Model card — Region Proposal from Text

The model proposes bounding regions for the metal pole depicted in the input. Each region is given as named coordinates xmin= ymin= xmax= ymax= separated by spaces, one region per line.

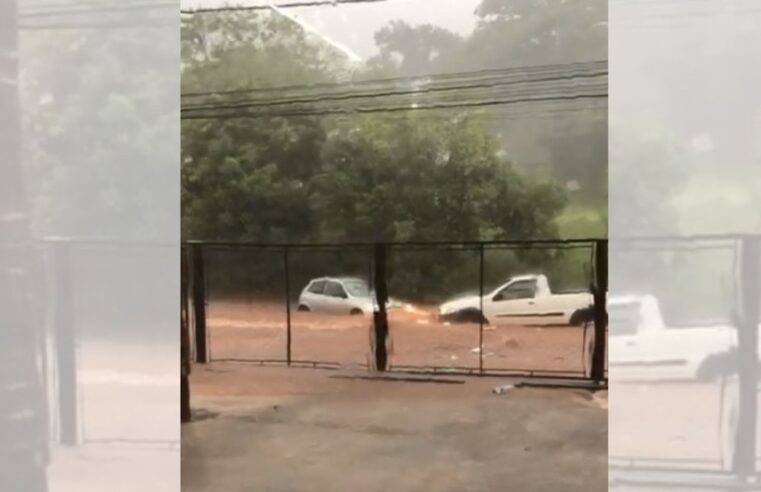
xmin=373 ymin=244 xmax=389 ymax=372
xmin=191 ymin=244 xmax=208 ymax=364
xmin=53 ymin=243 xmax=78 ymax=445
xmin=733 ymin=235 xmax=759 ymax=476
xmin=479 ymin=244 xmax=485 ymax=375
xmin=590 ymin=239 xmax=608 ymax=382
xmin=181 ymin=248 xmax=191 ymax=423
xmin=283 ymin=248 xmax=292 ymax=366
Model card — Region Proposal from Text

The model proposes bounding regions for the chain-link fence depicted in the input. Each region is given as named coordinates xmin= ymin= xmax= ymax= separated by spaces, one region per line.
xmin=608 ymin=234 xmax=760 ymax=480
xmin=185 ymin=239 xmax=608 ymax=379
xmin=41 ymin=239 xmax=177 ymax=447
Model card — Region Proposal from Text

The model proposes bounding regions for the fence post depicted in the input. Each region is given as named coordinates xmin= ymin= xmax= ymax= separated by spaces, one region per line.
xmin=283 ymin=248 xmax=292 ymax=366
xmin=590 ymin=239 xmax=608 ymax=382
xmin=478 ymin=244 xmax=485 ymax=375
xmin=373 ymin=244 xmax=389 ymax=372
xmin=733 ymin=235 xmax=759 ymax=476
xmin=191 ymin=244 xmax=208 ymax=364
xmin=53 ymin=242 xmax=78 ymax=445
xmin=181 ymin=247 xmax=191 ymax=423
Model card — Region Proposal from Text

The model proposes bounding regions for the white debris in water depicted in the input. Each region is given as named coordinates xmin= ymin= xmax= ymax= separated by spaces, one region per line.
xmin=493 ymin=384 xmax=514 ymax=395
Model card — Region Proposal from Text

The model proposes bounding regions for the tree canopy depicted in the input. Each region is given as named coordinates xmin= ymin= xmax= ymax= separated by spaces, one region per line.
xmin=181 ymin=8 xmax=571 ymax=245
xmin=179 ymin=6 xmax=597 ymax=298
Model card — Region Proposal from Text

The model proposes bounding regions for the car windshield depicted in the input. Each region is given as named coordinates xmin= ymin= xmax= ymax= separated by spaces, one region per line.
xmin=343 ymin=279 xmax=369 ymax=298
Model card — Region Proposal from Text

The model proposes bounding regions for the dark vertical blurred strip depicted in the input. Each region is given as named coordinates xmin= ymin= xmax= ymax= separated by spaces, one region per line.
xmin=478 ymin=244 xmax=484 ymax=375
xmin=0 ymin=0 xmax=49 ymax=489
xmin=733 ymin=236 xmax=759 ymax=476
xmin=591 ymin=239 xmax=608 ymax=382
xmin=181 ymin=247 xmax=191 ymax=423
xmin=373 ymin=243 xmax=389 ymax=371
xmin=284 ymin=247 xmax=292 ymax=366
xmin=192 ymin=244 xmax=208 ymax=363
xmin=52 ymin=242 xmax=77 ymax=445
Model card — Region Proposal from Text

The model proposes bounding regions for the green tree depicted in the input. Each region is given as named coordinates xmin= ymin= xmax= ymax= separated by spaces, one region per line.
xmin=180 ymin=10 xmax=578 ymax=298
xmin=368 ymin=0 xmax=608 ymax=208
xmin=21 ymin=23 xmax=177 ymax=239
xmin=370 ymin=20 xmax=465 ymax=76
xmin=181 ymin=11 xmax=341 ymax=243
xmin=297 ymin=113 xmax=565 ymax=243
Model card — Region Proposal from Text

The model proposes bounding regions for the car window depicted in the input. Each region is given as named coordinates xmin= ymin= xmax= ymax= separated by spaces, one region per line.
xmin=343 ymin=279 xmax=369 ymax=298
xmin=608 ymin=303 xmax=639 ymax=336
xmin=324 ymin=281 xmax=347 ymax=298
xmin=307 ymin=280 xmax=326 ymax=294
xmin=494 ymin=280 xmax=536 ymax=301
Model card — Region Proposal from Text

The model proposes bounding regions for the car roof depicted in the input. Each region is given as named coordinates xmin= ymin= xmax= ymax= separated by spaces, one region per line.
xmin=509 ymin=274 xmax=542 ymax=282
xmin=309 ymin=276 xmax=365 ymax=284
xmin=608 ymin=294 xmax=657 ymax=307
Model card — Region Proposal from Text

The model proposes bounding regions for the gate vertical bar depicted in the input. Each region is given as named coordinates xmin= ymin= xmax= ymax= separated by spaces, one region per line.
xmin=191 ymin=244 xmax=208 ymax=364
xmin=53 ymin=242 xmax=78 ymax=445
xmin=590 ymin=239 xmax=608 ymax=382
xmin=373 ymin=244 xmax=389 ymax=372
xmin=733 ymin=235 xmax=759 ymax=476
xmin=478 ymin=244 xmax=485 ymax=375
xmin=181 ymin=247 xmax=191 ymax=423
xmin=283 ymin=247 xmax=292 ymax=366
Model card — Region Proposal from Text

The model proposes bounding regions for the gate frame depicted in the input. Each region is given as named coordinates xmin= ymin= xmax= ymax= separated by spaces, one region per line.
xmin=184 ymin=237 xmax=607 ymax=381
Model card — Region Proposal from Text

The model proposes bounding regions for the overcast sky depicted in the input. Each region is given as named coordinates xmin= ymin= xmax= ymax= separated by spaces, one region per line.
xmin=180 ymin=0 xmax=482 ymax=59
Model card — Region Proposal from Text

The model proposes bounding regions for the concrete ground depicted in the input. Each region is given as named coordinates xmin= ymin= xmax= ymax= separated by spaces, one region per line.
xmin=48 ymin=445 xmax=179 ymax=492
xmin=43 ymin=339 xmax=179 ymax=491
xmin=182 ymin=364 xmax=607 ymax=492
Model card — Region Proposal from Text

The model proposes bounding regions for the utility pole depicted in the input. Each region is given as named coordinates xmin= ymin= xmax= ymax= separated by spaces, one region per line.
xmin=0 ymin=0 xmax=49 ymax=489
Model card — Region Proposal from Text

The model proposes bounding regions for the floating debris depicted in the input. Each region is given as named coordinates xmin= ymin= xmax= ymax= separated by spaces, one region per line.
xmin=493 ymin=384 xmax=514 ymax=395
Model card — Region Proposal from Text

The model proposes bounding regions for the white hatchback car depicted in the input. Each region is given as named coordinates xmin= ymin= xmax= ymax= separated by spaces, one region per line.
xmin=297 ymin=277 xmax=375 ymax=315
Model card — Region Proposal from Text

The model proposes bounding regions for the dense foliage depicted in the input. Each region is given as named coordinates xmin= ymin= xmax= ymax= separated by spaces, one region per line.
xmin=180 ymin=8 xmax=597 ymax=300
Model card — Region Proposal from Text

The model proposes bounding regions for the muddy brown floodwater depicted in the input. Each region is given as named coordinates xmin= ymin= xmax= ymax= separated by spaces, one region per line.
xmin=204 ymin=300 xmax=593 ymax=376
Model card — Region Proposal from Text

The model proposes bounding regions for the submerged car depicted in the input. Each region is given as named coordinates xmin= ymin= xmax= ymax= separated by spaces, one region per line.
xmin=608 ymin=294 xmax=745 ymax=382
xmin=439 ymin=274 xmax=594 ymax=326
xmin=297 ymin=277 xmax=402 ymax=315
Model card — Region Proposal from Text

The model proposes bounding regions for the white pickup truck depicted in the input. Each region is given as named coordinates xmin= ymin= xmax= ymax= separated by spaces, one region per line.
xmin=438 ymin=274 xmax=593 ymax=326
xmin=608 ymin=294 xmax=741 ymax=381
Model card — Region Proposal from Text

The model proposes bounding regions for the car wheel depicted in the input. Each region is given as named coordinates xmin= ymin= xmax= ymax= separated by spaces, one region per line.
xmin=350 ymin=308 xmax=363 ymax=315
xmin=297 ymin=304 xmax=310 ymax=312
xmin=454 ymin=308 xmax=487 ymax=324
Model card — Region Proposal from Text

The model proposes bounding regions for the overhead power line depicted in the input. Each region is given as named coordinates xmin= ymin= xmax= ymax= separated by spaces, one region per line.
xmin=181 ymin=60 xmax=607 ymax=120
xmin=181 ymin=0 xmax=394 ymax=15
xmin=182 ymin=70 xmax=608 ymax=113
xmin=19 ymin=2 xmax=174 ymax=17
xmin=181 ymin=92 xmax=608 ymax=120
xmin=18 ymin=20 xmax=174 ymax=30
xmin=181 ymin=60 xmax=608 ymax=99
xmin=326 ymin=103 xmax=608 ymax=124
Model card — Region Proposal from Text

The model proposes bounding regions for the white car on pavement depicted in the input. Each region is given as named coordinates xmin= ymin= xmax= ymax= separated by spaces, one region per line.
xmin=438 ymin=274 xmax=594 ymax=326
xmin=297 ymin=277 xmax=401 ymax=316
